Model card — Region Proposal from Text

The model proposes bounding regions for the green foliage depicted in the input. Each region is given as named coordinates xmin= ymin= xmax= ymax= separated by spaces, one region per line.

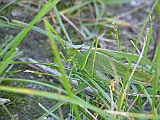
xmin=0 ymin=0 xmax=159 ymax=119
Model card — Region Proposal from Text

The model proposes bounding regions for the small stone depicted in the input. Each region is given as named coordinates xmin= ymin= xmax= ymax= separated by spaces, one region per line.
xmin=38 ymin=74 xmax=43 ymax=78
xmin=0 ymin=98 xmax=10 ymax=104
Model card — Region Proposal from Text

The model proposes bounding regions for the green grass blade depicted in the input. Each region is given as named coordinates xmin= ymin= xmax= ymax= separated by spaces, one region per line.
xmin=82 ymin=71 xmax=117 ymax=109
xmin=139 ymin=84 xmax=152 ymax=106
xmin=0 ymin=0 xmax=59 ymax=60
xmin=1 ymin=70 xmax=21 ymax=75
xmin=97 ymin=0 xmax=105 ymax=18
xmin=0 ymin=51 xmax=18 ymax=75
xmin=0 ymin=0 xmax=17 ymax=11
xmin=53 ymin=6 xmax=72 ymax=44
xmin=0 ymin=19 xmax=22 ymax=29
xmin=74 ymin=74 xmax=112 ymax=109
xmin=1 ymin=78 xmax=67 ymax=94
xmin=43 ymin=20 xmax=65 ymax=47
xmin=44 ymin=19 xmax=71 ymax=94
xmin=152 ymin=40 xmax=160 ymax=115
xmin=0 ymin=86 xmax=113 ymax=119
xmin=80 ymin=38 xmax=97 ymax=70
xmin=61 ymin=0 xmax=92 ymax=15
xmin=0 ymin=101 xmax=15 ymax=120
xmin=38 ymin=103 xmax=62 ymax=120
xmin=44 ymin=19 xmax=80 ymax=120
xmin=38 ymin=83 xmax=89 ymax=119
xmin=144 ymin=24 xmax=153 ymax=58
xmin=92 ymin=37 xmax=98 ymax=75
xmin=11 ymin=20 xmax=68 ymax=44
xmin=132 ymin=0 xmax=158 ymax=54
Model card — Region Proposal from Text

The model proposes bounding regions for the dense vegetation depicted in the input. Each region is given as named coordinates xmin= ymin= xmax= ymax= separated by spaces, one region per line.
xmin=0 ymin=0 xmax=159 ymax=119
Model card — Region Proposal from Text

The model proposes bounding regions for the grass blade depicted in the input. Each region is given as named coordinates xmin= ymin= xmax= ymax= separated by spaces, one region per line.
xmin=44 ymin=19 xmax=80 ymax=119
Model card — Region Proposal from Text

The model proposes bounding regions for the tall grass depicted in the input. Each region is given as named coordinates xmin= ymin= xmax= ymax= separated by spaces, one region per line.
xmin=0 ymin=0 xmax=159 ymax=119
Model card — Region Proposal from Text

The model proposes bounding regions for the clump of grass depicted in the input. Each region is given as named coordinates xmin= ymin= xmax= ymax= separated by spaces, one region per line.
xmin=0 ymin=0 xmax=159 ymax=120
